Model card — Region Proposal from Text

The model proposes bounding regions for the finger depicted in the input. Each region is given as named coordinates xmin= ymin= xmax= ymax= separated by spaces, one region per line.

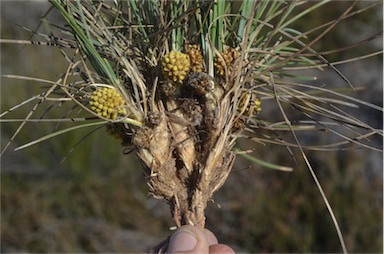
xmin=204 ymin=228 xmax=218 ymax=245
xmin=209 ymin=244 xmax=236 ymax=254
xmin=167 ymin=225 xmax=209 ymax=253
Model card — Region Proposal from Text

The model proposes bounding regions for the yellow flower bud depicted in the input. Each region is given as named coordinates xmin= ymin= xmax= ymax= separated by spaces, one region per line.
xmin=89 ymin=87 xmax=127 ymax=120
xmin=162 ymin=51 xmax=191 ymax=83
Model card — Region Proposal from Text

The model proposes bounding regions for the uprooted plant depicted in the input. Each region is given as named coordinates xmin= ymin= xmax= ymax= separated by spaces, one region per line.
xmin=1 ymin=1 xmax=382 ymax=252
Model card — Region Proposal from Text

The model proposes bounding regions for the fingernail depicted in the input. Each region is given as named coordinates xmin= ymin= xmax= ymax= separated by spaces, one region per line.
xmin=167 ymin=229 xmax=197 ymax=253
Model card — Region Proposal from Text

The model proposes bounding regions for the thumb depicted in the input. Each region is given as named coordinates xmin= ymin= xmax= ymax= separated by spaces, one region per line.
xmin=167 ymin=225 xmax=209 ymax=253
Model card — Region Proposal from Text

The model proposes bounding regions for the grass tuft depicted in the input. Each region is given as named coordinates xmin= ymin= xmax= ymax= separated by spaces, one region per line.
xmin=1 ymin=0 xmax=382 ymax=252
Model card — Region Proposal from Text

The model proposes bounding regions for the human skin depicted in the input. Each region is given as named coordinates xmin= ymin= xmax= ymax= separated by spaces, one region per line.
xmin=148 ymin=225 xmax=235 ymax=254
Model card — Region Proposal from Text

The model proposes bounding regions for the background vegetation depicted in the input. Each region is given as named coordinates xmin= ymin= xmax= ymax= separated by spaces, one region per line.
xmin=1 ymin=1 xmax=382 ymax=253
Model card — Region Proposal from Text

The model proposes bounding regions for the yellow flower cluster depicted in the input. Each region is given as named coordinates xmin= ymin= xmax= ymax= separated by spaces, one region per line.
xmin=214 ymin=47 xmax=240 ymax=77
xmin=89 ymin=87 xmax=126 ymax=120
xmin=251 ymin=98 xmax=262 ymax=114
xmin=239 ymin=94 xmax=262 ymax=116
xmin=185 ymin=44 xmax=204 ymax=73
xmin=162 ymin=51 xmax=191 ymax=83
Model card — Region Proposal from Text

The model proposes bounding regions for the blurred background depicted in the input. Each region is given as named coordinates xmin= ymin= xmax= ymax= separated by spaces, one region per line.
xmin=1 ymin=1 xmax=382 ymax=253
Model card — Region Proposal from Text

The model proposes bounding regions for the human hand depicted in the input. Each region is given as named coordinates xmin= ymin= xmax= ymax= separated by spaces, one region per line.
xmin=148 ymin=225 xmax=235 ymax=254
